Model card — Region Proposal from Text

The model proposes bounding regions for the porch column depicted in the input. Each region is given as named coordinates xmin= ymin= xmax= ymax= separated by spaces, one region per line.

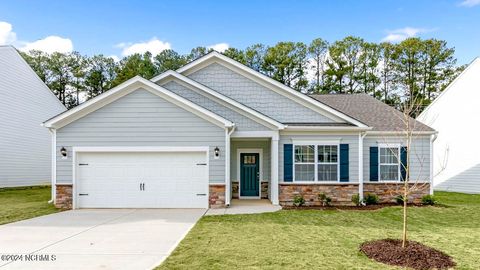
xmin=225 ymin=129 xmax=231 ymax=206
xmin=358 ymin=132 xmax=365 ymax=201
xmin=271 ymin=137 xmax=279 ymax=205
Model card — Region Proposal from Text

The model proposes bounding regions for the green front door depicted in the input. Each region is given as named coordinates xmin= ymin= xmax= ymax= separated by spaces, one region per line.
xmin=240 ymin=153 xmax=260 ymax=197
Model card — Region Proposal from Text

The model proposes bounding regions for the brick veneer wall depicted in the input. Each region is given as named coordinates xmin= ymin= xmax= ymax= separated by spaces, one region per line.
xmin=232 ymin=181 xmax=269 ymax=199
xmin=209 ymin=184 xmax=226 ymax=208
xmin=363 ymin=182 xmax=430 ymax=204
xmin=55 ymin=184 xmax=73 ymax=209
xmin=279 ymin=183 xmax=359 ymax=206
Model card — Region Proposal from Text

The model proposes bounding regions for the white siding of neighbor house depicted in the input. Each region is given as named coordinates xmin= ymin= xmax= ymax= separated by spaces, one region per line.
xmin=56 ymin=89 xmax=226 ymax=184
xmin=0 ymin=46 xmax=66 ymax=187
xmin=187 ymin=62 xmax=341 ymax=123
xmin=278 ymin=134 xmax=359 ymax=182
xmin=363 ymin=136 xmax=431 ymax=183
xmin=417 ymin=58 xmax=480 ymax=193
xmin=162 ymin=80 xmax=271 ymax=131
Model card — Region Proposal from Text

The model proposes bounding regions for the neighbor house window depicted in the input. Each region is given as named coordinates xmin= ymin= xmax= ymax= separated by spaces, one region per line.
xmin=294 ymin=144 xmax=339 ymax=182
xmin=379 ymin=147 xmax=400 ymax=181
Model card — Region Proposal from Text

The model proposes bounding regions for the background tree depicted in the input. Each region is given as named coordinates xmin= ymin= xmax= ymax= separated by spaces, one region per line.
xmin=188 ymin=46 xmax=211 ymax=61
xmin=357 ymin=42 xmax=381 ymax=96
xmin=20 ymin=50 xmax=49 ymax=82
xmin=153 ymin=49 xmax=188 ymax=73
xmin=308 ymin=38 xmax=328 ymax=93
xmin=378 ymin=42 xmax=399 ymax=104
xmin=223 ymin=48 xmax=246 ymax=64
xmin=84 ymin=55 xmax=117 ymax=99
xmin=244 ymin=44 xmax=266 ymax=72
xmin=112 ymin=52 xmax=157 ymax=87
xmin=262 ymin=41 xmax=309 ymax=91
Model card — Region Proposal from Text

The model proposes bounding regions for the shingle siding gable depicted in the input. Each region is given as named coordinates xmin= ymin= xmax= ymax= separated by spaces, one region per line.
xmin=187 ymin=62 xmax=340 ymax=124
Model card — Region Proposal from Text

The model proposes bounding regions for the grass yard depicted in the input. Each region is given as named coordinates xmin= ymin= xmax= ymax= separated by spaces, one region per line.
xmin=0 ymin=186 xmax=59 ymax=225
xmin=158 ymin=192 xmax=480 ymax=269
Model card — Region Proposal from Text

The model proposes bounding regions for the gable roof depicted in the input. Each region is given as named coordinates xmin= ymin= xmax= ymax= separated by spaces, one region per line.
xmin=154 ymin=70 xmax=285 ymax=130
xmin=152 ymin=51 xmax=368 ymax=128
xmin=43 ymin=76 xmax=234 ymax=129
xmin=417 ymin=57 xmax=480 ymax=120
xmin=310 ymin=94 xmax=435 ymax=132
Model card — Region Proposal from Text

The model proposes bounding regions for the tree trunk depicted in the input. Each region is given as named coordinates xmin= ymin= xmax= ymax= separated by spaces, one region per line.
xmin=402 ymin=186 xmax=408 ymax=248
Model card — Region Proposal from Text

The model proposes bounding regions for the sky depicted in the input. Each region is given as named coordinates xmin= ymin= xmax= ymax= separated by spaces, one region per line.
xmin=1 ymin=0 xmax=479 ymax=64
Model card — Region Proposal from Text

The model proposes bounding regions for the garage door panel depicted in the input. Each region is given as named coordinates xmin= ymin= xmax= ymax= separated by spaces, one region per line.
xmin=76 ymin=151 xmax=208 ymax=208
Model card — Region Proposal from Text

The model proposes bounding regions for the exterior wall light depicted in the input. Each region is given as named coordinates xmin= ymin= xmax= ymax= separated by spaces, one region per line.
xmin=214 ymin=146 xmax=220 ymax=159
xmin=60 ymin=147 xmax=67 ymax=159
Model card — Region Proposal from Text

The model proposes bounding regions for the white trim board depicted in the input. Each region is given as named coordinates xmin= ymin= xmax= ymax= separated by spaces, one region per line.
xmin=71 ymin=146 xmax=210 ymax=209
xmin=43 ymin=76 xmax=234 ymax=129
xmin=170 ymin=51 xmax=369 ymax=128
xmin=237 ymin=148 xmax=263 ymax=199
xmin=154 ymin=70 xmax=285 ymax=130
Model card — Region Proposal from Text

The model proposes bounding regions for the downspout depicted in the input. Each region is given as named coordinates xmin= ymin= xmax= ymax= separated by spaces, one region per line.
xmin=48 ymin=128 xmax=56 ymax=204
xmin=430 ymin=133 xmax=438 ymax=195
xmin=225 ymin=125 xmax=236 ymax=207
xmin=358 ymin=131 xmax=367 ymax=202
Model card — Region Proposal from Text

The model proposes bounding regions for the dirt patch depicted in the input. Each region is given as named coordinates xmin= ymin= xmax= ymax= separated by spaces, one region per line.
xmin=360 ymin=239 xmax=455 ymax=270
xmin=282 ymin=203 xmax=427 ymax=211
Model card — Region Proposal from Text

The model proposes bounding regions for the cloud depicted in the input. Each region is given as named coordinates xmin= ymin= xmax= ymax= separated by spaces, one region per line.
xmin=20 ymin=36 xmax=73 ymax=54
xmin=0 ymin=21 xmax=17 ymax=45
xmin=207 ymin=43 xmax=229 ymax=52
xmin=1 ymin=21 xmax=73 ymax=54
xmin=459 ymin=0 xmax=480 ymax=7
xmin=381 ymin=27 xmax=428 ymax=42
xmin=116 ymin=37 xmax=171 ymax=56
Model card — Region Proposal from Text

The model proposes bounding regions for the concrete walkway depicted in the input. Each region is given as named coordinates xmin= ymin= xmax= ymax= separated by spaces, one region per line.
xmin=206 ymin=199 xmax=282 ymax=215
xmin=0 ymin=209 xmax=205 ymax=270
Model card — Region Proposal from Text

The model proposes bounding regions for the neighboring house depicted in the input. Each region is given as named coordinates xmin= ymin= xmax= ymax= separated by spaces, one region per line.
xmin=417 ymin=57 xmax=480 ymax=194
xmin=0 ymin=46 xmax=66 ymax=187
xmin=43 ymin=51 xmax=435 ymax=209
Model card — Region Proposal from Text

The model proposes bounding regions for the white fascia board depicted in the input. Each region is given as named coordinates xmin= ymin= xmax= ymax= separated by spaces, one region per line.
xmin=366 ymin=130 xmax=437 ymax=136
xmin=174 ymin=51 xmax=369 ymax=128
xmin=153 ymin=70 xmax=285 ymax=130
xmin=43 ymin=76 xmax=234 ymax=129
xmin=284 ymin=126 xmax=372 ymax=131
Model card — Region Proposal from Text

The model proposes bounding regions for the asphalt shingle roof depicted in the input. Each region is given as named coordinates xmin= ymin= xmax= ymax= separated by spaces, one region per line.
xmin=308 ymin=94 xmax=434 ymax=132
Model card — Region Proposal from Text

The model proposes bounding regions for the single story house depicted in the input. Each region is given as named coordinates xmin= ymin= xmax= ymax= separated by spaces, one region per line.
xmin=0 ymin=45 xmax=66 ymax=188
xmin=417 ymin=57 xmax=480 ymax=194
xmin=43 ymin=51 xmax=435 ymax=209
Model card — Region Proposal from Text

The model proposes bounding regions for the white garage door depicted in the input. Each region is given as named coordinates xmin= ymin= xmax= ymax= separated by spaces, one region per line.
xmin=76 ymin=151 xmax=209 ymax=208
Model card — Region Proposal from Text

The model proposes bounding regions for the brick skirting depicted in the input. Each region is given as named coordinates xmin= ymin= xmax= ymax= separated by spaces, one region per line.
xmin=279 ymin=183 xmax=359 ymax=206
xmin=55 ymin=184 xmax=73 ymax=209
xmin=232 ymin=181 xmax=269 ymax=199
xmin=209 ymin=184 xmax=226 ymax=208
xmin=363 ymin=182 xmax=430 ymax=204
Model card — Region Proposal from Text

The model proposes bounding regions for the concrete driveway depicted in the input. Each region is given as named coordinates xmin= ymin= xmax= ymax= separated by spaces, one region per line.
xmin=0 ymin=209 xmax=205 ymax=270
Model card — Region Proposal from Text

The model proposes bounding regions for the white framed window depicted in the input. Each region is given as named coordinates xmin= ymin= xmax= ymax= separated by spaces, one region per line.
xmin=294 ymin=143 xmax=339 ymax=182
xmin=378 ymin=146 xmax=401 ymax=181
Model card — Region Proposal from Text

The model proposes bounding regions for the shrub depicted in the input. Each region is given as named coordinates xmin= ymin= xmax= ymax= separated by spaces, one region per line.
xmin=318 ymin=193 xmax=332 ymax=206
xmin=364 ymin=193 xmax=379 ymax=205
xmin=421 ymin=195 xmax=437 ymax=205
xmin=395 ymin=195 xmax=408 ymax=205
xmin=293 ymin=195 xmax=305 ymax=207
xmin=351 ymin=194 xmax=362 ymax=206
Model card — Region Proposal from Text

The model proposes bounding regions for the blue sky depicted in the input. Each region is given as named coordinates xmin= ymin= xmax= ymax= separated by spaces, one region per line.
xmin=1 ymin=0 xmax=479 ymax=64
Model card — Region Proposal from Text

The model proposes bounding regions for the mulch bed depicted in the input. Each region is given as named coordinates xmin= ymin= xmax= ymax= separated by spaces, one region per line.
xmin=282 ymin=203 xmax=427 ymax=211
xmin=360 ymin=239 xmax=456 ymax=270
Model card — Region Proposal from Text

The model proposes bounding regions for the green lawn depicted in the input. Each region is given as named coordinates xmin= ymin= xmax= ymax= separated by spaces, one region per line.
xmin=0 ymin=186 xmax=60 ymax=225
xmin=158 ymin=192 xmax=480 ymax=269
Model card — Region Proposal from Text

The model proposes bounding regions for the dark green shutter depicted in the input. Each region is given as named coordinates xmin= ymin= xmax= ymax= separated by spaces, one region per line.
xmin=400 ymin=146 xmax=408 ymax=181
xmin=370 ymin=147 xmax=379 ymax=181
xmin=339 ymin=144 xmax=349 ymax=182
xmin=284 ymin=144 xmax=293 ymax=182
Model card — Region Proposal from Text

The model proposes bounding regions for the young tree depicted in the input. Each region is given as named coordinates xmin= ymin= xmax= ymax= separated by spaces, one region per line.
xmin=153 ymin=49 xmax=188 ymax=73
xmin=84 ymin=55 xmax=117 ymax=99
xmin=308 ymin=38 xmax=328 ymax=93
xmin=262 ymin=41 xmax=309 ymax=91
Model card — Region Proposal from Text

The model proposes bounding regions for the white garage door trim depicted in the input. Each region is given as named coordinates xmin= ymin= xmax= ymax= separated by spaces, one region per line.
xmin=72 ymin=146 xmax=210 ymax=209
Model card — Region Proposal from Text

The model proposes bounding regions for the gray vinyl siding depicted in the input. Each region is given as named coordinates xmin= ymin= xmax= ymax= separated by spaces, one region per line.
xmin=187 ymin=63 xmax=340 ymax=123
xmin=279 ymin=134 xmax=359 ymax=182
xmin=0 ymin=46 xmax=66 ymax=187
xmin=230 ymin=140 xmax=271 ymax=182
xmin=363 ymin=136 xmax=430 ymax=182
xmin=162 ymin=80 xmax=271 ymax=131
xmin=56 ymin=89 xmax=225 ymax=184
